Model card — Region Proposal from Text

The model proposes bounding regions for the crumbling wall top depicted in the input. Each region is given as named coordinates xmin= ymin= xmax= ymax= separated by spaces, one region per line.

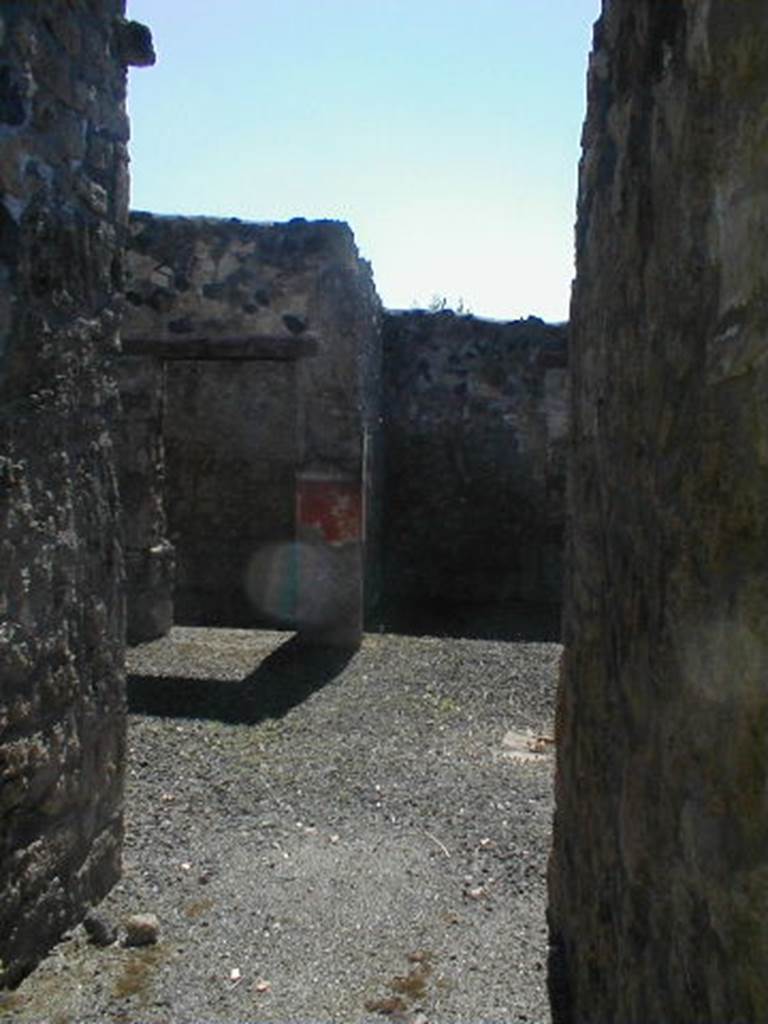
xmin=123 ymin=213 xmax=362 ymax=348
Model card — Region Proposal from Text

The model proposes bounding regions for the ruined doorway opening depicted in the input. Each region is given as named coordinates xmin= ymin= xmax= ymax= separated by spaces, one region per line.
xmin=112 ymin=6 xmax=581 ymax=1015
xmin=106 ymin=22 xmax=568 ymax=1014
xmin=117 ymin=216 xmax=569 ymax=648
xmin=107 ymin=211 xmax=564 ymax=1019
xmin=0 ymin=3 xmax=590 ymax=1013
xmin=118 ymin=213 xmax=375 ymax=649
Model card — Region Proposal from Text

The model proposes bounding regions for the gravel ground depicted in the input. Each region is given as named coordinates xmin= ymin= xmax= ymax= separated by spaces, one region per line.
xmin=3 ymin=626 xmax=560 ymax=1024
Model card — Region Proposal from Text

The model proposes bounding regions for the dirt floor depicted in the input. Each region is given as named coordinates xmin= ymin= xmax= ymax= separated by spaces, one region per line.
xmin=2 ymin=625 xmax=560 ymax=1024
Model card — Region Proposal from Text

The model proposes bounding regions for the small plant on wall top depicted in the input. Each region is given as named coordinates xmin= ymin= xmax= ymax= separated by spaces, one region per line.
xmin=426 ymin=294 xmax=472 ymax=315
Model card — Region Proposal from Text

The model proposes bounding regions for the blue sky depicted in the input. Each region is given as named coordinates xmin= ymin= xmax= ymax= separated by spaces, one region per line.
xmin=125 ymin=1 xmax=599 ymax=321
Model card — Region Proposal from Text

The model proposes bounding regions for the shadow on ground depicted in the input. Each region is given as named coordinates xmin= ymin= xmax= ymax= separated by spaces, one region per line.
xmin=127 ymin=634 xmax=353 ymax=725
xmin=375 ymin=600 xmax=561 ymax=642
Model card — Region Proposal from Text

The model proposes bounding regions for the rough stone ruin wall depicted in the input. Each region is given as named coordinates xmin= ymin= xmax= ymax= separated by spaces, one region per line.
xmin=0 ymin=2 xmax=151 ymax=985
xmin=119 ymin=249 xmax=566 ymax=640
xmin=549 ymin=2 xmax=768 ymax=1020
xmin=121 ymin=214 xmax=381 ymax=644
xmin=382 ymin=311 xmax=567 ymax=617
xmin=114 ymin=350 xmax=173 ymax=642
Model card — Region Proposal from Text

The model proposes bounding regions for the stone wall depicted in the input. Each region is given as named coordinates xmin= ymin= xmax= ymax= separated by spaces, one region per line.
xmin=123 ymin=214 xmax=381 ymax=643
xmin=0 ymin=3 xmax=152 ymax=985
xmin=164 ymin=354 xmax=298 ymax=628
xmin=549 ymin=2 xmax=768 ymax=1020
xmin=114 ymin=353 xmax=173 ymax=642
xmin=120 ymin=242 xmax=566 ymax=638
xmin=381 ymin=311 xmax=567 ymax=618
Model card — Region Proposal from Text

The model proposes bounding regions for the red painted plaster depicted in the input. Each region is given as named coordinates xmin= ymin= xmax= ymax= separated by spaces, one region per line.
xmin=297 ymin=479 xmax=362 ymax=545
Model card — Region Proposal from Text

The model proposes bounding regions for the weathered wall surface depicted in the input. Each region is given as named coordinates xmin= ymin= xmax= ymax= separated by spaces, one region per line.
xmin=382 ymin=311 xmax=567 ymax=614
xmin=549 ymin=2 xmax=768 ymax=1021
xmin=114 ymin=354 xmax=173 ymax=642
xmin=123 ymin=215 xmax=381 ymax=640
xmin=0 ymin=3 xmax=152 ymax=985
xmin=165 ymin=356 xmax=298 ymax=627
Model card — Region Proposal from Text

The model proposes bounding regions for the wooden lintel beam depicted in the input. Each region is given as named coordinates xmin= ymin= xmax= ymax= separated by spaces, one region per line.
xmin=121 ymin=334 xmax=319 ymax=361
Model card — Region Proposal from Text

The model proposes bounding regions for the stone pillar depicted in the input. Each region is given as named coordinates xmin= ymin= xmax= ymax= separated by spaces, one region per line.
xmin=0 ymin=3 xmax=153 ymax=986
xmin=549 ymin=2 xmax=768 ymax=1021
xmin=295 ymin=472 xmax=363 ymax=646
xmin=293 ymin=221 xmax=381 ymax=647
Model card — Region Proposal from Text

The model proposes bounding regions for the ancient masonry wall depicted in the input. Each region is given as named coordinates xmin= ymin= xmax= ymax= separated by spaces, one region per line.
xmin=0 ymin=3 xmax=152 ymax=985
xmin=113 ymin=352 xmax=173 ymax=642
xmin=382 ymin=311 xmax=567 ymax=614
xmin=549 ymin=2 xmax=768 ymax=1021
xmin=122 ymin=214 xmax=381 ymax=643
